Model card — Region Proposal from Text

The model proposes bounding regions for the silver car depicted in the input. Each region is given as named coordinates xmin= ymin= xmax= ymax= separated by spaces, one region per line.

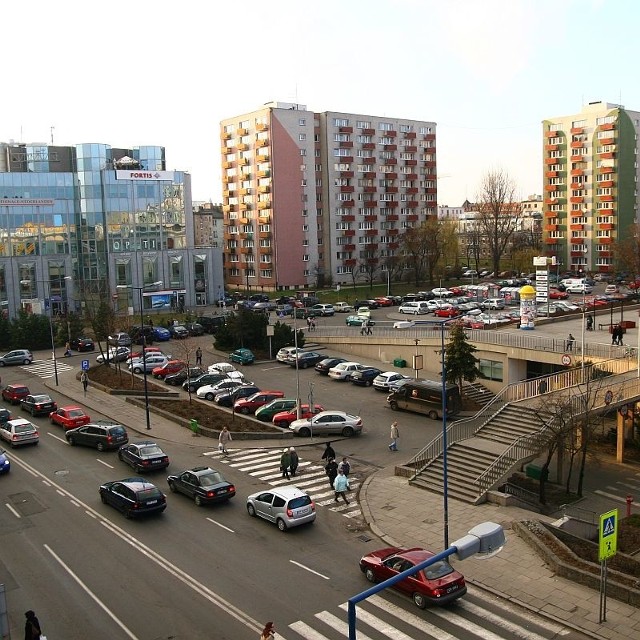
xmin=246 ymin=486 xmax=316 ymax=531
xmin=0 ymin=349 xmax=33 ymax=366
xmin=289 ymin=410 xmax=363 ymax=437
xmin=0 ymin=418 xmax=39 ymax=447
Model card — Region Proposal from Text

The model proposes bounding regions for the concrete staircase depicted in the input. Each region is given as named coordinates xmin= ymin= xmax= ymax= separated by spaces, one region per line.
xmin=463 ymin=381 xmax=496 ymax=407
xmin=410 ymin=404 xmax=554 ymax=503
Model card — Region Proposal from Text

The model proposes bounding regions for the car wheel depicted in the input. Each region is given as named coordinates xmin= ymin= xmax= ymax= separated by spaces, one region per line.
xmin=67 ymin=435 xmax=75 ymax=446
xmin=412 ymin=592 xmax=427 ymax=609
xmin=342 ymin=427 xmax=355 ymax=437
xmin=124 ymin=509 xmax=133 ymax=519
xmin=299 ymin=427 xmax=311 ymax=437
xmin=364 ymin=568 xmax=377 ymax=583
xmin=247 ymin=503 xmax=256 ymax=517
xmin=194 ymin=495 xmax=203 ymax=507
xmin=0 ymin=362 xmax=4 ymax=367
xmin=428 ymin=410 xmax=439 ymax=420
xmin=118 ymin=451 xmax=124 ymax=461
xmin=390 ymin=401 xmax=399 ymax=411
xmin=365 ymin=380 xmax=372 ymax=387
xmin=49 ymin=416 xmax=55 ymax=425
xmin=135 ymin=466 xmax=144 ymax=474
xmin=240 ymin=407 xmax=250 ymax=414
xmin=276 ymin=518 xmax=287 ymax=532
xmin=277 ymin=420 xmax=289 ymax=428
xmin=205 ymin=393 xmax=214 ymax=401
xmin=96 ymin=442 xmax=105 ymax=452
xmin=133 ymin=367 xmax=141 ymax=374
xmin=300 ymin=362 xmax=308 ymax=369
xmin=24 ymin=359 xmax=31 ymax=365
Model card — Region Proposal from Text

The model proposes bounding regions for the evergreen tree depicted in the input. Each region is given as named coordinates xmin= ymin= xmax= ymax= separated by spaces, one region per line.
xmin=444 ymin=321 xmax=480 ymax=390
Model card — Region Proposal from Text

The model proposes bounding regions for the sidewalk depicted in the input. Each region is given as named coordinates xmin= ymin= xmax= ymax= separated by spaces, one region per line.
xmin=46 ymin=364 xmax=640 ymax=640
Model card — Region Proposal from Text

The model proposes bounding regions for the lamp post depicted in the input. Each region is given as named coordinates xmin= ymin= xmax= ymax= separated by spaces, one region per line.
xmin=117 ymin=281 xmax=163 ymax=431
xmin=293 ymin=306 xmax=301 ymax=419
xmin=348 ymin=521 xmax=505 ymax=640
xmin=385 ymin=268 xmax=390 ymax=297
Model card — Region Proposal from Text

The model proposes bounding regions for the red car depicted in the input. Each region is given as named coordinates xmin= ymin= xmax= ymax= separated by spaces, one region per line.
xmin=549 ymin=290 xmax=569 ymax=300
xmin=434 ymin=306 xmax=461 ymax=318
xmin=127 ymin=347 xmax=163 ymax=360
xmin=359 ymin=547 xmax=467 ymax=608
xmin=374 ymin=297 xmax=394 ymax=307
xmin=448 ymin=286 xmax=465 ymax=296
xmin=234 ymin=391 xmax=285 ymax=415
xmin=152 ymin=360 xmax=186 ymax=379
xmin=50 ymin=406 xmax=91 ymax=430
xmin=272 ymin=404 xmax=324 ymax=428
xmin=2 ymin=384 xmax=30 ymax=405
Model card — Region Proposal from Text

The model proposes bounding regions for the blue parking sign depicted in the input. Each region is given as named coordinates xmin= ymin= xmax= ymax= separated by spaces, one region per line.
xmin=81 ymin=359 xmax=90 ymax=371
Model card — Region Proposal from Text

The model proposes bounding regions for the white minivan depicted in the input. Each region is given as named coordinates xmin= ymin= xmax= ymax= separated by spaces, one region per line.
xmin=398 ymin=301 xmax=428 ymax=315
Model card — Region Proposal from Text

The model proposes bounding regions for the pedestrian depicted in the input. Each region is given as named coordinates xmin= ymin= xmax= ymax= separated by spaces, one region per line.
xmin=195 ymin=346 xmax=203 ymax=366
xmin=321 ymin=442 xmax=336 ymax=462
xmin=325 ymin=456 xmax=338 ymax=488
xmin=280 ymin=448 xmax=291 ymax=479
xmin=80 ymin=371 xmax=88 ymax=394
xmin=64 ymin=341 xmax=72 ymax=357
xmin=307 ymin=317 xmax=312 ymax=330
xmin=389 ymin=421 xmax=399 ymax=451
xmin=218 ymin=425 xmax=232 ymax=455
xmin=566 ymin=333 xmax=575 ymax=351
xmin=586 ymin=315 xmax=594 ymax=331
xmin=24 ymin=610 xmax=42 ymax=640
xmin=310 ymin=318 xmax=316 ymax=331
xmin=338 ymin=456 xmax=350 ymax=477
xmin=260 ymin=622 xmax=275 ymax=640
xmin=333 ymin=468 xmax=350 ymax=504
xmin=366 ymin=320 xmax=373 ymax=335
xmin=289 ymin=446 xmax=299 ymax=476
xmin=360 ymin=319 xmax=367 ymax=336
xmin=617 ymin=325 xmax=624 ymax=346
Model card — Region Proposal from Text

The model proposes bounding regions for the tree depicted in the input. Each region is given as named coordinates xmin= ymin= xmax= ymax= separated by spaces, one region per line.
xmin=360 ymin=259 xmax=379 ymax=292
xmin=401 ymin=218 xmax=443 ymax=286
xmin=612 ymin=222 xmax=640 ymax=277
xmin=476 ymin=170 xmax=522 ymax=277
xmin=444 ymin=321 xmax=480 ymax=390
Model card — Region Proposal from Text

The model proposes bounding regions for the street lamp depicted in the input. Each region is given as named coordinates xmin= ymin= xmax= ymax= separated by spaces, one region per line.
xmin=348 ymin=521 xmax=505 ymax=640
xmin=117 ymin=281 xmax=163 ymax=431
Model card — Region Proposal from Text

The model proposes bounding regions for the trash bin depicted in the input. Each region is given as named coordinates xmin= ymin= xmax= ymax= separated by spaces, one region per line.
xmin=189 ymin=419 xmax=199 ymax=433
xmin=393 ymin=358 xmax=406 ymax=368
xmin=525 ymin=464 xmax=541 ymax=480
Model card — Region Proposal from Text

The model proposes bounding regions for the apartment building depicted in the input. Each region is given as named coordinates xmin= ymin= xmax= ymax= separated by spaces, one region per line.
xmin=542 ymin=101 xmax=640 ymax=274
xmin=220 ymin=103 xmax=437 ymax=291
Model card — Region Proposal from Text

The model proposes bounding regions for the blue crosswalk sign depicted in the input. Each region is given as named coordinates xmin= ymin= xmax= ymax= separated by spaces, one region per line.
xmin=599 ymin=509 xmax=618 ymax=561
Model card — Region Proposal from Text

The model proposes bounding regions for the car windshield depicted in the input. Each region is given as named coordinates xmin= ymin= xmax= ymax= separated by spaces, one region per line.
xmin=67 ymin=409 xmax=85 ymax=417
xmin=288 ymin=495 xmax=312 ymax=509
xmin=32 ymin=395 xmax=50 ymax=402
xmin=15 ymin=424 xmax=35 ymax=433
xmin=140 ymin=445 xmax=164 ymax=456
xmin=199 ymin=471 xmax=225 ymax=486
xmin=422 ymin=560 xmax=454 ymax=580
xmin=110 ymin=427 xmax=126 ymax=437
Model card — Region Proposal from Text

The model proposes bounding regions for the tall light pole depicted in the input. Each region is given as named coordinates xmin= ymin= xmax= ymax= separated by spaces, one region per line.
xmin=117 ymin=281 xmax=162 ymax=430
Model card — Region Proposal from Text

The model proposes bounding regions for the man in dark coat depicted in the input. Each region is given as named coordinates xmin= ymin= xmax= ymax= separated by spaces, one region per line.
xmin=325 ymin=457 xmax=338 ymax=488
xmin=321 ymin=442 xmax=335 ymax=462
xmin=24 ymin=610 xmax=41 ymax=640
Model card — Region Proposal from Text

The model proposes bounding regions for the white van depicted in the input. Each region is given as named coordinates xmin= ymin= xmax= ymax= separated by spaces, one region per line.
xmin=398 ymin=301 xmax=428 ymax=315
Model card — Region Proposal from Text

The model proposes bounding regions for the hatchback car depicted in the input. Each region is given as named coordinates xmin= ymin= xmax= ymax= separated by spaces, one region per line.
xmin=118 ymin=441 xmax=170 ymax=473
xmin=0 ymin=406 xmax=12 ymax=423
xmin=0 ymin=349 xmax=33 ymax=366
xmin=288 ymin=351 xmax=324 ymax=369
xmin=315 ymin=357 xmax=347 ymax=375
xmin=49 ymin=406 xmax=91 ymax=430
xmin=0 ymin=418 xmax=39 ymax=447
xmin=234 ymin=391 xmax=285 ymax=414
xmin=66 ymin=423 xmax=128 ymax=451
xmin=128 ymin=355 xmax=169 ymax=374
xmin=96 ymin=346 xmax=131 ymax=363
xmin=0 ymin=447 xmax=9 ymax=474
xmin=215 ymin=384 xmax=261 ymax=407
xmin=359 ymin=546 xmax=467 ymax=608
xmin=70 ymin=337 xmax=95 ymax=352
xmin=151 ymin=326 xmax=172 ymax=341
xmin=108 ymin=332 xmax=133 ymax=347
xmin=254 ymin=398 xmax=298 ymax=422
xmin=276 ymin=346 xmax=303 ymax=363
xmin=196 ymin=379 xmax=244 ymax=401
xmin=152 ymin=360 xmax=186 ymax=379
xmin=164 ymin=366 xmax=205 ymax=386
xmin=246 ymin=486 xmax=316 ymax=531
xmin=345 ymin=315 xmax=376 ymax=326
xmin=167 ymin=466 xmax=236 ymax=506
xmin=328 ymin=362 xmax=366 ymax=381
xmin=2 ymin=384 xmax=30 ymax=405
xmin=169 ymin=324 xmax=189 ymax=339
xmin=229 ymin=348 xmax=255 ymax=365
xmin=373 ymin=371 xmax=410 ymax=392
xmin=350 ymin=367 xmax=383 ymax=387
xmin=310 ymin=303 xmax=335 ymax=317
xmin=184 ymin=372 xmax=230 ymax=393
xmin=272 ymin=404 xmax=324 ymax=428
xmin=21 ymin=394 xmax=57 ymax=417
xmin=99 ymin=478 xmax=166 ymax=518
xmin=184 ymin=322 xmax=205 ymax=337
xmin=289 ymin=410 xmax=362 ymax=437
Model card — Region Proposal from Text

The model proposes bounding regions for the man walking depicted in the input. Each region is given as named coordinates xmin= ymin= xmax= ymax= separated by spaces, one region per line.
xmin=218 ymin=425 xmax=232 ymax=455
xmin=389 ymin=421 xmax=399 ymax=451
xmin=566 ymin=333 xmax=575 ymax=351
xmin=195 ymin=346 xmax=203 ymax=366
xmin=333 ymin=469 xmax=350 ymax=505
xmin=80 ymin=371 xmax=89 ymax=395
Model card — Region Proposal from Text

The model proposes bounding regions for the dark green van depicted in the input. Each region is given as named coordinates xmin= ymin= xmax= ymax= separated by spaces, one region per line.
xmin=386 ymin=379 xmax=461 ymax=420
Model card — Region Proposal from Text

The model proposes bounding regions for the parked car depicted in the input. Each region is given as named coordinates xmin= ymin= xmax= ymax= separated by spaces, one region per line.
xmin=398 ymin=302 xmax=428 ymax=315
xmin=169 ymin=324 xmax=189 ymax=339
xmin=229 ymin=348 xmax=255 ymax=365
xmin=208 ymin=362 xmax=238 ymax=374
xmin=328 ymin=362 xmax=366 ymax=381
xmin=152 ymin=360 xmax=186 ymax=379
xmin=374 ymin=297 xmax=394 ymax=307
xmin=65 ymin=423 xmax=128 ymax=450
xmin=215 ymin=384 xmax=261 ymax=407
xmin=184 ymin=372 xmax=230 ymax=393
xmin=197 ymin=316 xmax=227 ymax=334
xmin=373 ymin=372 xmax=410 ymax=392
xmin=315 ymin=357 xmax=347 ymax=374
xmin=549 ymin=290 xmax=569 ymax=300
xmin=167 ymin=466 xmax=236 ymax=506
xmin=96 ymin=346 xmax=131 ymax=363
xmin=345 ymin=315 xmax=376 ymax=326
xmin=196 ymin=379 xmax=244 ymax=401
xmin=184 ymin=322 xmax=205 ymax=336
xmin=254 ymin=398 xmax=298 ymax=422
xmin=2 ymin=384 xmax=30 ymax=405
xmin=289 ymin=351 xmax=325 ymax=369
xmin=434 ymin=306 xmax=462 ymax=318
xmin=276 ymin=347 xmax=303 ymax=363
xmin=128 ymin=355 xmax=169 ymax=374
xmin=272 ymin=404 xmax=324 ymax=428
xmin=108 ymin=332 xmax=132 ymax=347
xmin=21 ymin=394 xmax=57 ymax=417
xmin=99 ymin=478 xmax=167 ymax=518
xmin=431 ymin=288 xmax=454 ymax=298
xmin=151 ymin=326 xmax=172 ymax=341
xmin=310 ymin=303 xmax=335 ymax=317
xmin=289 ymin=410 xmax=363 ymax=437
xmin=70 ymin=337 xmax=95 ymax=352
xmin=333 ymin=302 xmax=353 ymax=313
xmin=359 ymin=546 xmax=467 ymax=608
xmin=246 ymin=486 xmax=316 ymax=531
xmin=0 ymin=349 xmax=33 ymax=366
xmin=350 ymin=367 xmax=383 ymax=387
xmin=164 ymin=366 xmax=205 ymax=386
xmin=0 ymin=406 xmax=11 ymax=423
xmin=118 ymin=441 xmax=170 ymax=473
xmin=129 ymin=325 xmax=155 ymax=346
xmin=0 ymin=418 xmax=39 ymax=447
xmin=234 ymin=391 xmax=285 ymax=414
xmin=0 ymin=448 xmax=9 ymax=473
xmin=49 ymin=406 xmax=91 ymax=430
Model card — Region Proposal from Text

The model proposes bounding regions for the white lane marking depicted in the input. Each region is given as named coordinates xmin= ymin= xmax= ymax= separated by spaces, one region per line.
xmin=97 ymin=459 xmax=115 ymax=469
xmin=70 ymin=500 xmax=81 ymax=507
xmin=428 ymin=604 xmax=513 ymax=640
xmin=206 ymin=517 xmax=235 ymax=533
xmin=315 ymin=611 xmax=375 ymax=640
xmin=595 ymin=489 xmax=640 ymax=506
xmin=48 ymin=432 xmax=67 ymax=444
xmin=615 ymin=481 xmax=640 ymax=490
xmin=56 ymin=489 xmax=66 ymax=497
xmin=289 ymin=620 xmax=331 ymax=640
xmin=5 ymin=503 xmax=21 ymax=518
xmin=339 ymin=602 xmax=419 ymax=640
xmin=289 ymin=560 xmax=329 ymax=580
xmin=45 ymin=544 xmax=139 ymax=639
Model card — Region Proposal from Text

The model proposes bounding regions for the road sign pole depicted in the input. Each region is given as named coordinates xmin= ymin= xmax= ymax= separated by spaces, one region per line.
xmin=598 ymin=509 xmax=618 ymax=623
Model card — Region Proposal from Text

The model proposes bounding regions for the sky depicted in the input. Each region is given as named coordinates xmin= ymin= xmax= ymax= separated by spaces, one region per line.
xmin=1 ymin=0 xmax=637 ymax=207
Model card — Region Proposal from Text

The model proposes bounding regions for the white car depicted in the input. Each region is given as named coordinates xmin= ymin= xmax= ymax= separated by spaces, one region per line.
xmin=276 ymin=347 xmax=303 ymax=363
xmin=128 ymin=355 xmax=168 ymax=374
xmin=431 ymin=288 xmax=453 ymax=298
xmin=398 ymin=302 xmax=428 ymax=315
xmin=372 ymin=371 xmax=410 ymax=391
xmin=96 ymin=346 xmax=131 ymax=363
xmin=565 ymin=284 xmax=594 ymax=294
xmin=208 ymin=362 xmax=237 ymax=374
xmin=0 ymin=418 xmax=39 ymax=447
xmin=289 ymin=411 xmax=363 ymax=437
xmin=393 ymin=320 xmax=416 ymax=329
xmin=356 ymin=307 xmax=371 ymax=318
xmin=197 ymin=379 xmax=245 ymax=401
xmin=328 ymin=362 xmax=366 ymax=381
xmin=333 ymin=302 xmax=353 ymax=313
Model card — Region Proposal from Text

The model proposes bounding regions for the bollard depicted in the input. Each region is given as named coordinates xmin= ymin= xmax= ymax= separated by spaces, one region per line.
xmin=627 ymin=495 xmax=633 ymax=517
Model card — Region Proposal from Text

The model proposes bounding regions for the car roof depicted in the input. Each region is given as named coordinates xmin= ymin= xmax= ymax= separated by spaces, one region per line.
xmin=7 ymin=418 xmax=34 ymax=426
xmin=115 ymin=477 xmax=159 ymax=490
xmin=255 ymin=485 xmax=309 ymax=499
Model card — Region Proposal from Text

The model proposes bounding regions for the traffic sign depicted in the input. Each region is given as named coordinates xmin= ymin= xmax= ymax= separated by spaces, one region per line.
xmin=599 ymin=509 xmax=618 ymax=561
xmin=81 ymin=359 xmax=90 ymax=371
xmin=561 ymin=354 xmax=572 ymax=366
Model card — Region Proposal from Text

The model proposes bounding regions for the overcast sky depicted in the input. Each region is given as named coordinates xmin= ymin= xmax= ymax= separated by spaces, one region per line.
xmin=2 ymin=0 xmax=635 ymax=206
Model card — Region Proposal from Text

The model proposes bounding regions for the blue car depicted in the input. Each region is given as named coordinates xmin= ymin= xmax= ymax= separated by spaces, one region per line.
xmin=0 ymin=447 xmax=10 ymax=474
xmin=152 ymin=327 xmax=171 ymax=341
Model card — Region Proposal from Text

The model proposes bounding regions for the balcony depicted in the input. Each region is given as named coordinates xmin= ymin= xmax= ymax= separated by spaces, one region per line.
xmin=600 ymin=123 xmax=615 ymax=131
xmin=570 ymin=169 xmax=584 ymax=176
xmin=545 ymin=171 xmax=558 ymax=178
xmin=404 ymin=132 xmax=417 ymax=139
xmin=258 ymin=215 xmax=270 ymax=223
xmin=404 ymin=159 xmax=417 ymax=166
xmin=239 ymin=247 xmax=253 ymax=254
xmin=385 ymin=186 xmax=398 ymax=193
xmin=339 ymin=126 xmax=353 ymax=133
xmin=600 ymin=137 xmax=615 ymax=145
xmin=570 ymin=141 xmax=584 ymax=149
xmin=257 ymin=170 xmax=271 ymax=178
xmin=257 ymin=185 xmax=270 ymax=194
xmin=363 ymin=186 xmax=377 ymax=193
xmin=339 ymin=141 xmax=354 ymax=148
xmin=241 ymin=172 xmax=252 ymax=180
xmin=599 ymin=223 xmax=614 ymax=230
xmin=237 ymin=143 xmax=249 ymax=151
xmin=570 ymin=154 xmax=584 ymax=162
xmin=362 ymin=128 xmax=375 ymax=135
xmin=387 ymin=131 xmax=397 ymax=137
xmin=598 ymin=251 xmax=612 ymax=258
xmin=256 ymin=154 xmax=269 ymax=162
xmin=257 ymin=201 xmax=271 ymax=210
xmin=384 ymin=144 xmax=397 ymax=151
xmin=599 ymin=180 xmax=614 ymax=188
xmin=259 ymin=231 xmax=271 ymax=239
xmin=222 ymin=131 xmax=232 ymax=140
xmin=341 ymin=156 xmax=354 ymax=163
xmin=599 ymin=237 xmax=613 ymax=244
xmin=344 ymin=244 xmax=356 ymax=251
xmin=340 ymin=185 xmax=355 ymax=193
xmin=365 ymin=229 xmax=377 ymax=236
xmin=544 ymin=185 xmax=557 ymax=192
xmin=599 ymin=195 xmax=614 ymax=202
xmin=545 ymin=158 xmax=558 ymax=165
xmin=545 ymin=238 xmax=559 ymax=244
xmin=362 ymin=142 xmax=376 ymax=150
xmin=570 ymin=182 xmax=585 ymax=190
xmin=570 ymin=224 xmax=584 ymax=231
xmin=223 ymin=161 xmax=235 ymax=169
xmin=385 ymin=157 xmax=397 ymax=165
xmin=570 ymin=237 xmax=586 ymax=244
xmin=405 ymin=145 xmax=418 ymax=153
xmin=424 ymin=133 xmax=435 ymax=141
xmin=546 ymin=130 xmax=560 ymax=137
xmin=386 ymin=216 xmax=399 ymax=223
xmin=341 ymin=199 xmax=355 ymax=207
xmin=570 ymin=127 xmax=584 ymax=134
xmin=256 ymin=123 xmax=269 ymax=132
xmin=406 ymin=214 xmax=419 ymax=221
xmin=344 ymin=259 xmax=357 ymax=266
xmin=363 ymin=172 xmax=376 ymax=179
xmin=239 ymin=217 xmax=250 ymax=224
xmin=598 ymin=164 xmax=615 ymax=173
xmin=256 ymin=139 xmax=269 ymax=148
xmin=599 ymin=152 xmax=615 ymax=160
xmin=340 ymin=171 xmax=355 ymax=178
xmin=237 ymin=128 xmax=249 ymax=136
xmin=363 ymin=200 xmax=377 ymax=208
xmin=364 ymin=215 xmax=378 ymax=222
xmin=386 ymin=172 xmax=398 ymax=179
xmin=342 ymin=215 xmax=355 ymax=222
xmin=388 ymin=242 xmax=400 ymax=249
xmin=343 ymin=229 xmax=355 ymax=237
xmin=545 ymin=224 xmax=558 ymax=231
xmin=406 ymin=187 xmax=418 ymax=194
xmin=545 ymin=144 xmax=559 ymax=151
xmin=570 ymin=196 xmax=584 ymax=204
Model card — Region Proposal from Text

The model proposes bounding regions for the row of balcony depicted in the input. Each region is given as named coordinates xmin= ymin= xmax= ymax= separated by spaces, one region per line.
xmin=545 ymin=123 xmax=616 ymax=138
xmin=544 ymin=238 xmax=614 ymax=248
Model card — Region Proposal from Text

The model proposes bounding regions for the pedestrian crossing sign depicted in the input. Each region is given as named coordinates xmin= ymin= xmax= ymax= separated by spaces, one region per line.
xmin=599 ymin=509 xmax=618 ymax=561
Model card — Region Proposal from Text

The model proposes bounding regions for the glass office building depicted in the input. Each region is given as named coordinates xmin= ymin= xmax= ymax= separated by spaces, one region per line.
xmin=0 ymin=142 xmax=220 ymax=318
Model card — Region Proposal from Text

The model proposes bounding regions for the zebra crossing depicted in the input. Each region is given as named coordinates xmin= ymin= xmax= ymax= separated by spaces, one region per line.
xmin=283 ymin=589 xmax=571 ymax=640
xmin=594 ymin=471 xmax=640 ymax=510
xmin=20 ymin=359 xmax=74 ymax=379
xmin=206 ymin=447 xmax=363 ymax=519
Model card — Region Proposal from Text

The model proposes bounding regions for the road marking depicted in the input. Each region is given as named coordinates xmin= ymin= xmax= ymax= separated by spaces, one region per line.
xmin=48 ymin=432 xmax=66 ymax=444
xmin=289 ymin=560 xmax=329 ymax=580
xmin=97 ymin=459 xmax=114 ymax=469
xmin=5 ymin=503 xmax=21 ymax=518
xmin=206 ymin=517 xmax=235 ymax=533
xmin=289 ymin=620 xmax=330 ymax=639
xmin=315 ymin=611 xmax=376 ymax=640
xmin=595 ymin=489 xmax=640 ymax=507
xmin=338 ymin=602 xmax=420 ymax=640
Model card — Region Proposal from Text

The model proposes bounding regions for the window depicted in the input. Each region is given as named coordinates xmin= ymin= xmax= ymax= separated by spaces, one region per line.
xmin=334 ymin=149 xmax=350 ymax=157
xmin=478 ymin=359 xmax=503 ymax=382
xmin=379 ymin=122 xmax=392 ymax=131
xmin=299 ymin=133 xmax=307 ymax=141
xmin=260 ymin=269 xmax=272 ymax=278
xmin=357 ymin=121 xmax=371 ymax=129
xmin=334 ymin=118 xmax=349 ymax=127
xmin=596 ymin=115 xmax=616 ymax=125
xmin=334 ymin=133 xmax=349 ymax=142
xmin=419 ymin=126 xmax=432 ymax=134
xmin=399 ymin=124 xmax=413 ymax=132
xmin=300 ymin=148 xmax=306 ymax=156
xmin=358 ymin=221 xmax=374 ymax=230
xmin=334 ymin=163 xmax=351 ymax=171
xmin=298 ymin=118 xmax=306 ymax=126
xmin=302 ymin=254 xmax=310 ymax=262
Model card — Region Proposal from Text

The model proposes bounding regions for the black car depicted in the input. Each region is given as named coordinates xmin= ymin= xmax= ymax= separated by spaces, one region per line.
xmin=66 ymin=423 xmax=128 ymax=451
xmin=70 ymin=337 xmax=95 ymax=352
xmin=170 ymin=324 xmax=189 ymax=339
xmin=315 ymin=357 xmax=347 ymax=375
xmin=196 ymin=316 xmax=227 ymax=334
xmin=183 ymin=372 xmax=229 ymax=393
xmin=130 ymin=325 xmax=155 ymax=346
xmin=99 ymin=478 xmax=166 ymax=518
xmin=290 ymin=351 xmax=325 ymax=369
xmin=21 ymin=394 xmax=57 ymax=417
xmin=0 ymin=406 xmax=11 ymax=423
xmin=350 ymin=367 xmax=384 ymax=387
xmin=165 ymin=366 xmax=205 ymax=386
xmin=184 ymin=322 xmax=204 ymax=337
xmin=167 ymin=466 xmax=236 ymax=506
xmin=118 ymin=441 xmax=170 ymax=473
xmin=215 ymin=384 xmax=261 ymax=407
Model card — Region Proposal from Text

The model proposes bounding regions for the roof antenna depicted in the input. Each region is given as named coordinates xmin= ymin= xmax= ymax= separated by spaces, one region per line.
xmin=50 ymin=126 xmax=55 ymax=145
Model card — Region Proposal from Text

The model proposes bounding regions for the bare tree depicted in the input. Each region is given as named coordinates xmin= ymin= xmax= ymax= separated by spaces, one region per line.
xmin=476 ymin=170 xmax=522 ymax=277
xmin=360 ymin=258 xmax=379 ymax=292
xmin=401 ymin=218 xmax=442 ymax=286
xmin=612 ymin=222 xmax=640 ymax=277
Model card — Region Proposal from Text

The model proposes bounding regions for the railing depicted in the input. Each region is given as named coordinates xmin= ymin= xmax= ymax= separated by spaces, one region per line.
xmin=502 ymin=482 xmax=541 ymax=507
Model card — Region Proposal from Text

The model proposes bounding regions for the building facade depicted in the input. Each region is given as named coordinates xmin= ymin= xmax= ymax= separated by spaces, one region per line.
xmin=542 ymin=101 xmax=640 ymax=274
xmin=0 ymin=142 xmax=221 ymax=318
xmin=220 ymin=103 xmax=437 ymax=291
